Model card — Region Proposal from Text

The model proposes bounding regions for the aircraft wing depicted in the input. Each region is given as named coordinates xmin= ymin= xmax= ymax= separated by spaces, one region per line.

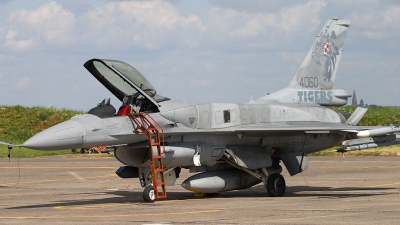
xmin=231 ymin=122 xmax=369 ymax=133
xmin=164 ymin=121 xmax=379 ymax=136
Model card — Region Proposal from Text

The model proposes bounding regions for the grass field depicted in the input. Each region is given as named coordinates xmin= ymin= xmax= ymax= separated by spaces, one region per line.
xmin=0 ymin=147 xmax=75 ymax=158
xmin=331 ymin=105 xmax=400 ymax=126
xmin=0 ymin=105 xmax=83 ymax=158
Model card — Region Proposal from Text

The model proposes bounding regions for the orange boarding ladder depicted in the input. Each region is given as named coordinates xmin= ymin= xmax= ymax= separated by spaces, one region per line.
xmin=127 ymin=113 xmax=167 ymax=199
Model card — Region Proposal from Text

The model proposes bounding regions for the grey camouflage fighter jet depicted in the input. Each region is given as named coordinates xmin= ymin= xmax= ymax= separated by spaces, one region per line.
xmin=2 ymin=18 xmax=400 ymax=202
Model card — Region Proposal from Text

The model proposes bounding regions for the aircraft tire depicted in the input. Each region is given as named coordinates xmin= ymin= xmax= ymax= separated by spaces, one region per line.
xmin=143 ymin=185 xmax=155 ymax=203
xmin=266 ymin=173 xmax=285 ymax=197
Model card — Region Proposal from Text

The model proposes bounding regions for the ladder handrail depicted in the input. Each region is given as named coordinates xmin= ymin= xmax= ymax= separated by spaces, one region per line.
xmin=127 ymin=113 xmax=167 ymax=199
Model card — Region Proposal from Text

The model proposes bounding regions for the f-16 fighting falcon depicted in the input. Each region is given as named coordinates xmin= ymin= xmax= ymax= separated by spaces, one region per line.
xmin=1 ymin=18 xmax=399 ymax=202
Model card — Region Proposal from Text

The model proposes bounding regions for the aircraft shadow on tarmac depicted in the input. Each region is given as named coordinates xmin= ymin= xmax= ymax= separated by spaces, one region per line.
xmin=6 ymin=185 xmax=397 ymax=210
xmin=285 ymin=185 xmax=398 ymax=199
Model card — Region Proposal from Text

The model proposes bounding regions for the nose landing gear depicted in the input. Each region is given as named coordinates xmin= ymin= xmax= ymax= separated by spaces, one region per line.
xmin=143 ymin=185 xmax=156 ymax=203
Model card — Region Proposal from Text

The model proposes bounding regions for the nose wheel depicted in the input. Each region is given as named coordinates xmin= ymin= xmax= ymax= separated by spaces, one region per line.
xmin=266 ymin=173 xmax=286 ymax=197
xmin=143 ymin=185 xmax=156 ymax=203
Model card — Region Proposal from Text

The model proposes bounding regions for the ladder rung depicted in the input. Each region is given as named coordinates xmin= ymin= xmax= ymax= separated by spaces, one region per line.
xmin=130 ymin=113 xmax=167 ymax=200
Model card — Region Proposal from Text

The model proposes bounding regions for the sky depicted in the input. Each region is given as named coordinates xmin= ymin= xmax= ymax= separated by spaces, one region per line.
xmin=0 ymin=0 xmax=399 ymax=111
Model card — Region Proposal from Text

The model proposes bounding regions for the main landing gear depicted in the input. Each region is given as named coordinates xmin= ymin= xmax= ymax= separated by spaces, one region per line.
xmin=223 ymin=156 xmax=286 ymax=197
xmin=266 ymin=173 xmax=286 ymax=197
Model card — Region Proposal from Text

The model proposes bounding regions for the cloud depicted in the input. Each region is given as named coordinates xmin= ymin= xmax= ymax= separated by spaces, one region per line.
xmin=202 ymin=1 xmax=327 ymax=54
xmin=208 ymin=0 xmax=326 ymax=36
xmin=382 ymin=5 xmax=400 ymax=25
xmin=14 ymin=77 xmax=30 ymax=89
xmin=79 ymin=0 xmax=206 ymax=50
xmin=6 ymin=2 xmax=77 ymax=46
xmin=3 ymin=30 xmax=35 ymax=50
xmin=380 ymin=6 xmax=400 ymax=51
xmin=0 ymin=0 xmax=399 ymax=107
xmin=207 ymin=0 xmax=310 ymax=13
xmin=278 ymin=1 xmax=326 ymax=34
xmin=0 ymin=1 xmax=205 ymax=53
xmin=227 ymin=11 xmax=276 ymax=38
xmin=1 ymin=1 xmax=327 ymax=53
xmin=109 ymin=1 xmax=204 ymax=31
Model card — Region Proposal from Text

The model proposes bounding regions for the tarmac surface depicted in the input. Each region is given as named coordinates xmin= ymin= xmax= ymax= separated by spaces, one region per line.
xmin=0 ymin=155 xmax=399 ymax=225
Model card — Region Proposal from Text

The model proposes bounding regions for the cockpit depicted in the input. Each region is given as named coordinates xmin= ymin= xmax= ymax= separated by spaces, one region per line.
xmin=84 ymin=59 xmax=170 ymax=115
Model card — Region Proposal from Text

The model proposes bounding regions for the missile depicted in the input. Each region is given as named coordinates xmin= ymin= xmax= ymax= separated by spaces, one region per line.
xmin=336 ymin=143 xmax=379 ymax=152
xmin=336 ymin=140 xmax=400 ymax=152
xmin=181 ymin=169 xmax=261 ymax=193
xmin=23 ymin=114 xmax=146 ymax=150
xmin=357 ymin=126 xmax=400 ymax=137
xmin=342 ymin=134 xmax=396 ymax=146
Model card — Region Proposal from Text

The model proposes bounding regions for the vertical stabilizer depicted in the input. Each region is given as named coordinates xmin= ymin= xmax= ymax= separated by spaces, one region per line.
xmin=287 ymin=19 xmax=350 ymax=90
xmin=254 ymin=19 xmax=351 ymax=106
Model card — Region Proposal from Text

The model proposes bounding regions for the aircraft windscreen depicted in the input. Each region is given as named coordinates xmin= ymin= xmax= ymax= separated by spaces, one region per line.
xmin=103 ymin=60 xmax=156 ymax=97
xmin=93 ymin=61 xmax=139 ymax=97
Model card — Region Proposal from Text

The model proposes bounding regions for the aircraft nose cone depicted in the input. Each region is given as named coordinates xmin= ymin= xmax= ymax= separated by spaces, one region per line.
xmin=23 ymin=120 xmax=85 ymax=150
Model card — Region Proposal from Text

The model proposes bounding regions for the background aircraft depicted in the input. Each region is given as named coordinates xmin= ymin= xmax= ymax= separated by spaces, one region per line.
xmin=1 ymin=18 xmax=399 ymax=202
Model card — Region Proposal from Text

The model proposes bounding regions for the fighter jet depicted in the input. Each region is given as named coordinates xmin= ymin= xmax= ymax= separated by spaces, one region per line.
xmin=2 ymin=18 xmax=399 ymax=202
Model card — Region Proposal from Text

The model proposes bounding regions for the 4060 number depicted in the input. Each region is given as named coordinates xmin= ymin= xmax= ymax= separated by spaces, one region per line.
xmin=299 ymin=77 xmax=318 ymax=88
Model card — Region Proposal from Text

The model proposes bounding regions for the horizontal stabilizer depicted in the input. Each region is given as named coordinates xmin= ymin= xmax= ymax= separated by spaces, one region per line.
xmin=346 ymin=107 xmax=368 ymax=125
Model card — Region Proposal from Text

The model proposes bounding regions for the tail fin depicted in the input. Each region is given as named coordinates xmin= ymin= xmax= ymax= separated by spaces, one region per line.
xmin=287 ymin=19 xmax=350 ymax=90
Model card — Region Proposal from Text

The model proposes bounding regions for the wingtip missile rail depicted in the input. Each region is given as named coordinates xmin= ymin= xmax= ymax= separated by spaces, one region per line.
xmin=357 ymin=126 xmax=400 ymax=137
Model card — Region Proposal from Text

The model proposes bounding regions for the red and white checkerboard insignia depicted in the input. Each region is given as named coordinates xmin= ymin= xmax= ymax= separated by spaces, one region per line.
xmin=324 ymin=42 xmax=330 ymax=54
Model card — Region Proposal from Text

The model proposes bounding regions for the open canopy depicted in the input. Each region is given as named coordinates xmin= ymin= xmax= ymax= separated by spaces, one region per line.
xmin=84 ymin=59 xmax=169 ymax=112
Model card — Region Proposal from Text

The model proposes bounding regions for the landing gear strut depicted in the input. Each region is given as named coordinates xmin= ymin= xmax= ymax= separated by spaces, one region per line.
xmin=223 ymin=155 xmax=286 ymax=197
xmin=266 ymin=173 xmax=286 ymax=197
